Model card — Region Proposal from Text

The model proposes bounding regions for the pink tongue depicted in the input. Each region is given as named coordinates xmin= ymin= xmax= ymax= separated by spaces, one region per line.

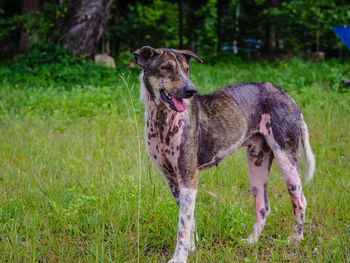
xmin=172 ymin=97 xmax=186 ymax=112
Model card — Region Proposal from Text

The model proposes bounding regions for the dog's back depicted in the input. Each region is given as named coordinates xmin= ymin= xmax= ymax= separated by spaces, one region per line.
xmin=196 ymin=82 xmax=302 ymax=168
xmin=223 ymin=82 xmax=302 ymax=155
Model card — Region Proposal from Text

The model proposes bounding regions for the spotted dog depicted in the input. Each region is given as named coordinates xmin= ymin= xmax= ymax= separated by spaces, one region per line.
xmin=134 ymin=46 xmax=315 ymax=263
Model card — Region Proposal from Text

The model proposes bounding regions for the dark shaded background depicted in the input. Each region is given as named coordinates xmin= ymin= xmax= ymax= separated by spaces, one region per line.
xmin=0 ymin=0 xmax=349 ymax=61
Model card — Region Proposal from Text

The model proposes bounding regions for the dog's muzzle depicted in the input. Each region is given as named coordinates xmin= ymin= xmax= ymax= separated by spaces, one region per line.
xmin=182 ymin=85 xmax=197 ymax=98
xmin=160 ymin=81 xmax=196 ymax=113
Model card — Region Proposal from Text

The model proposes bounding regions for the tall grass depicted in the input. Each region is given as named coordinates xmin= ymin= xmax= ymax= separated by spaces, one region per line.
xmin=0 ymin=59 xmax=349 ymax=262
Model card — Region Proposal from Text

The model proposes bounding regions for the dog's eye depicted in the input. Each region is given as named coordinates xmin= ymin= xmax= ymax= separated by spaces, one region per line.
xmin=161 ymin=65 xmax=172 ymax=72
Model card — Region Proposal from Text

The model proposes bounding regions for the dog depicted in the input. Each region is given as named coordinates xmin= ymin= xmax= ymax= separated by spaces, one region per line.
xmin=134 ymin=46 xmax=315 ymax=263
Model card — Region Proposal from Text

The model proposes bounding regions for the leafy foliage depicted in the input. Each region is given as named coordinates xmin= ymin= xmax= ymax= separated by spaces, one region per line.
xmin=0 ymin=42 xmax=136 ymax=88
xmin=270 ymin=0 xmax=350 ymax=53
xmin=1 ymin=0 xmax=349 ymax=59
xmin=0 ymin=1 xmax=70 ymax=48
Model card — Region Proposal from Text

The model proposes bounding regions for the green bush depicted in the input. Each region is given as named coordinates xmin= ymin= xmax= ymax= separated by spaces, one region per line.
xmin=0 ymin=42 xmax=139 ymax=88
xmin=12 ymin=42 xmax=81 ymax=68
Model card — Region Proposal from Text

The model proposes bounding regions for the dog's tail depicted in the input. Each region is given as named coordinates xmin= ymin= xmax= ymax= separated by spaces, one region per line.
xmin=299 ymin=114 xmax=315 ymax=185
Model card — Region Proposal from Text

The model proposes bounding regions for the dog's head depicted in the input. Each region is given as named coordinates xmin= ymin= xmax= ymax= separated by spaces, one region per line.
xmin=134 ymin=46 xmax=202 ymax=112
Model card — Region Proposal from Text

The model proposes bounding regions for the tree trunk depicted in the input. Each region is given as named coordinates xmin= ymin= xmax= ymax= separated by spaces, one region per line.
xmin=177 ymin=0 xmax=183 ymax=49
xmin=19 ymin=0 xmax=40 ymax=54
xmin=233 ymin=1 xmax=240 ymax=54
xmin=316 ymin=1 xmax=320 ymax=53
xmin=263 ymin=0 xmax=272 ymax=56
xmin=216 ymin=0 xmax=223 ymax=53
xmin=0 ymin=0 xmax=4 ymax=57
xmin=264 ymin=0 xmax=282 ymax=57
xmin=264 ymin=15 xmax=271 ymax=55
xmin=62 ymin=0 xmax=115 ymax=58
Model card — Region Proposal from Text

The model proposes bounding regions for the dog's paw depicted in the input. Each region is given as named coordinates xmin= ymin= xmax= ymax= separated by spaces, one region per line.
xmin=241 ymin=233 xmax=259 ymax=245
xmin=189 ymin=243 xmax=195 ymax=253
xmin=168 ymin=249 xmax=188 ymax=263
xmin=287 ymin=233 xmax=304 ymax=245
xmin=168 ymin=257 xmax=186 ymax=263
xmin=189 ymin=233 xmax=199 ymax=253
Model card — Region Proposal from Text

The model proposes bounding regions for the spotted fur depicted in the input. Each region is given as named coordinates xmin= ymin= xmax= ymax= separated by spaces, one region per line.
xmin=134 ymin=46 xmax=315 ymax=262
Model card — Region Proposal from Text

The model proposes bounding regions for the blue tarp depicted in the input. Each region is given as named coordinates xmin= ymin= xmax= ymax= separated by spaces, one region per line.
xmin=333 ymin=26 xmax=350 ymax=50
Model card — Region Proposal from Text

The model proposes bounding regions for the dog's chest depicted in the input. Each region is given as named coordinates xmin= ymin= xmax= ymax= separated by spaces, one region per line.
xmin=145 ymin=106 xmax=185 ymax=172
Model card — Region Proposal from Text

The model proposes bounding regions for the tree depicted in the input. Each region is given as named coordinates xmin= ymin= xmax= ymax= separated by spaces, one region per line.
xmin=216 ymin=0 xmax=224 ymax=52
xmin=19 ymin=0 xmax=40 ymax=54
xmin=262 ymin=0 xmax=282 ymax=56
xmin=177 ymin=0 xmax=183 ymax=49
xmin=0 ymin=0 xmax=4 ymax=57
xmin=61 ymin=0 xmax=115 ymax=57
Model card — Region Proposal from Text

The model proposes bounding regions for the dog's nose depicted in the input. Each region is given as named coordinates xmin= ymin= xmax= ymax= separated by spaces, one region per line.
xmin=182 ymin=86 xmax=197 ymax=98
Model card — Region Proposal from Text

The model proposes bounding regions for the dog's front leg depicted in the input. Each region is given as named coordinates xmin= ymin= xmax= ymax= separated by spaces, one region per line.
xmin=169 ymin=183 xmax=197 ymax=263
xmin=164 ymin=173 xmax=198 ymax=254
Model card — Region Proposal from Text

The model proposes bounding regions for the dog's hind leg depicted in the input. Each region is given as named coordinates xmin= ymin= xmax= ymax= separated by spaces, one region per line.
xmin=259 ymin=113 xmax=307 ymax=244
xmin=272 ymin=149 xmax=307 ymax=244
xmin=243 ymin=136 xmax=273 ymax=244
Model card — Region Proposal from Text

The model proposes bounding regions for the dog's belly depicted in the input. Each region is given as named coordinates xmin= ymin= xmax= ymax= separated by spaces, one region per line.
xmin=197 ymin=132 xmax=246 ymax=170
xmin=196 ymin=93 xmax=248 ymax=171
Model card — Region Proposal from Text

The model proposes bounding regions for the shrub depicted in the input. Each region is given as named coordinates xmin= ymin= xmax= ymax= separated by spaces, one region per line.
xmin=0 ymin=42 xmax=139 ymax=88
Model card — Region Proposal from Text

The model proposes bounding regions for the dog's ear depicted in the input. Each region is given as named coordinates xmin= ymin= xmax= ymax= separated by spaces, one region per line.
xmin=133 ymin=46 xmax=159 ymax=68
xmin=177 ymin=50 xmax=203 ymax=64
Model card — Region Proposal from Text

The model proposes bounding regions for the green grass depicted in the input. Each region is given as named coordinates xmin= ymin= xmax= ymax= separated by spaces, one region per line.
xmin=0 ymin=59 xmax=349 ymax=262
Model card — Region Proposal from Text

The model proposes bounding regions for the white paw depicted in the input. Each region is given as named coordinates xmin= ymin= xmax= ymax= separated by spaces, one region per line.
xmin=189 ymin=233 xmax=199 ymax=253
xmin=168 ymin=256 xmax=187 ymax=263
xmin=241 ymin=233 xmax=259 ymax=245
xmin=287 ymin=233 xmax=304 ymax=245
xmin=168 ymin=249 xmax=188 ymax=263
xmin=189 ymin=243 xmax=195 ymax=253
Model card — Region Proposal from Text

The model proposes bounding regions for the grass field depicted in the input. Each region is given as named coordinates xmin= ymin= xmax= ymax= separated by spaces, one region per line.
xmin=0 ymin=59 xmax=349 ymax=262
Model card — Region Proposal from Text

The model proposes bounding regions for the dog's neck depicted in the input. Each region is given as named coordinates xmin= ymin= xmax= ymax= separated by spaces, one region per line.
xmin=139 ymin=72 xmax=153 ymax=104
